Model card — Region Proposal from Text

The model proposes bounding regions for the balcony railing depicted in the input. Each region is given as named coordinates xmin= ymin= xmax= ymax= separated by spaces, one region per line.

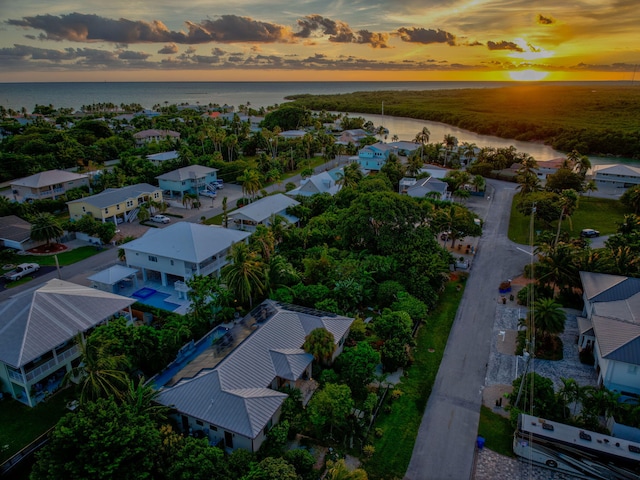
xmin=23 ymin=345 xmax=79 ymax=382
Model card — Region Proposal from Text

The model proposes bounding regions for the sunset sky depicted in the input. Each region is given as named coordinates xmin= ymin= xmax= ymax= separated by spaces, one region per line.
xmin=1 ymin=0 xmax=638 ymax=82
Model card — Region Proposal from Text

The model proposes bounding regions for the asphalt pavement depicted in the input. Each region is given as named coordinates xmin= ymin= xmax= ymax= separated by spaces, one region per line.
xmin=405 ymin=179 xmax=532 ymax=480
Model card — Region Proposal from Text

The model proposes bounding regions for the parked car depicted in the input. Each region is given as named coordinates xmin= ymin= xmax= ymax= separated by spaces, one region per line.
xmin=151 ymin=215 xmax=171 ymax=224
xmin=215 ymin=180 xmax=224 ymax=189
xmin=4 ymin=263 xmax=40 ymax=281
xmin=199 ymin=190 xmax=217 ymax=198
xmin=580 ymin=228 xmax=600 ymax=238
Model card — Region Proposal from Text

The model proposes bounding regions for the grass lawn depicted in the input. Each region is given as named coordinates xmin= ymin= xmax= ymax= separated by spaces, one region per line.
xmin=508 ymin=194 xmax=630 ymax=245
xmin=12 ymin=246 xmax=102 ymax=267
xmin=364 ymin=280 xmax=464 ymax=479
xmin=0 ymin=390 xmax=73 ymax=464
xmin=478 ymin=406 xmax=515 ymax=457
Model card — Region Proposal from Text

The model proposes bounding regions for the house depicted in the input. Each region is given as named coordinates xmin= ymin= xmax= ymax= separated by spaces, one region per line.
xmin=133 ymin=129 xmax=180 ymax=147
xmin=156 ymin=300 xmax=353 ymax=452
xmin=156 ymin=165 xmax=219 ymax=199
xmin=337 ymin=129 xmax=369 ymax=146
xmin=418 ymin=165 xmax=449 ymax=180
xmin=534 ymin=158 xmax=565 ymax=180
xmin=577 ymin=271 xmax=640 ymax=401
xmin=67 ymin=183 xmax=163 ymax=224
xmin=228 ymin=194 xmax=299 ymax=232
xmin=147 ymin=150 xmax=179 ymax=166
xmin=399 ymin=176 xmax=451 ymax=201
xmin=0 ymin=279 xmax=135 ymax=407
xmin=0 ymin=215 xmax=45 ymax=252
xmin=278 ymin=130 xmax=307 ymax=140
xmin=10 ymin=169 xmax=89 ymax=203
xmin=357 ymin=142 xmax=398 ymax=171
xmin=590 ymin=164 xmax=640 ymax=190
xmin=122 ymin=222 xmax=251 ymax=287
xmin=286 ymin=171 xmax=341 ymax=197
xmin=388 ymin=141 xmax=421 ymax=157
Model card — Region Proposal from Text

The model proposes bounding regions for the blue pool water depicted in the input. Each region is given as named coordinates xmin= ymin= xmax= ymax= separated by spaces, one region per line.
xmin=151 ymin=325 xmax=229 ymax=388
xmin=133 ymin=291 xmax=180 ymax=312
xmin=132 ymin=287 xmax=157 ymax=299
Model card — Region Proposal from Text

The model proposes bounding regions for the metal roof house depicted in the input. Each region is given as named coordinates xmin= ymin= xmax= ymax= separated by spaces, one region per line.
xmin=122 ymin=222 xmax=251 ymax=288
xmin=590 ymin=164 xmax=640 ymax=190
xmin=228 ymin=194 xmax=300 ymax=232
xmin=286 ymin=171 xmax=341 ymax=198
xmin=156 ymin=164 xmax=219 ymax=199
xmin=156 ymin=301 xmax=354 ymax=452
xmin=0 ymin=215 xmax=45 ymax=252
xmin=10 ymin=169 xmax=89 ymax=203
xmin=357 ymin=142 xmax=399 ymax=171
xmin=577 ymin=271 xmax=640 ymax=400
xmin=133 ymin=129 xmax=180 ymax=147
xmin=399 ymin=176 xmax=451 ymax=201
xmin=0 ymin=279 xmax=135 ymax=407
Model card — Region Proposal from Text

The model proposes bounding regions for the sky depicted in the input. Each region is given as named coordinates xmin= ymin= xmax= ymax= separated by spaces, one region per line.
xmin=0 ymin=0 xmax=638 ymax=83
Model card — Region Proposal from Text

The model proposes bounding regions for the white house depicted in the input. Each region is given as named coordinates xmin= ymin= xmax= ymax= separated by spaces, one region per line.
xmin=590 ymin=164 xmax=640 ymax=190
xmin=228 ymin=194 xmax=299 ymax=232
xmin=577 ymin=272 xmax=640 ymax=401
xmin=287 ymin=171 xmax=341 ymax=198
xmin=133 ymin=129 xmax=180 ymax=147
xmin=400 ymin=176 xmax=451 ymax=201
xmin=123 ymin=222 xmax=251 ymax=288
xmin=0 ymin=279 xmax=135 ymax=407
xmin=156 ymin=300 xmax=353 ymax=452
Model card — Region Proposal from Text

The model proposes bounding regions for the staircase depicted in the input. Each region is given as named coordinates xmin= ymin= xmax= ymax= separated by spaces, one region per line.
xmin=126 ymin=208 xmax=140 ymax=223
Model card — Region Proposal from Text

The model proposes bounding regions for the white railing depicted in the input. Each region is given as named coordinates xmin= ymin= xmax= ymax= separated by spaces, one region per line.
xmin=7 ymin=369 xmax=23 ymax=383
xmin=24 ymin=345 xmax=78 ymax=382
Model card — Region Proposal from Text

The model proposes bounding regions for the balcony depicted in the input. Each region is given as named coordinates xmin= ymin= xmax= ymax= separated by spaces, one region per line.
xmin=23 ymin=345 xmax=79 ymax=383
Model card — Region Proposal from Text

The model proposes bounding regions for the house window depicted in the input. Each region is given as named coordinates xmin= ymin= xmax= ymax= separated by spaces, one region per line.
xmin=148 ymin=256 xmax=158 ymax=262
xmin=195 ymin=420 xmax=203 ymax=426
xmin=82 ymin=206 xmax=86 ymax=212
xmin=154 ymin=192 xmax=159 ymax=198
xmin=170 ymin=260 xmax=174 ymax=266
xmin=126 ymin=200 xmax=133 ymax=207
xmin=209 ymin=425 xmax=218 ymax=431
xmin=117 ymin=204 xmax=120 ymax=210
xmin=628 ymin=365 xmax=638 ymax=375
xmin=104 ymin=208 xmax=109 ymax=214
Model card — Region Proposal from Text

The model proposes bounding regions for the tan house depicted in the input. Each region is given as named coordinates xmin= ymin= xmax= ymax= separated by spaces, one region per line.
xmin=67 ymin=183 xmax=163 ymax=224
xmin=10 ymin=169 xmax=89 ymax=203
xmin=133 ymin=129 xmax=180 ymax=147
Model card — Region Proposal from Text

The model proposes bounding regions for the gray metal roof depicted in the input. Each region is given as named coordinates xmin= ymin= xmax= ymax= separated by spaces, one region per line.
xmin=576 ymin=316 xmax=594 ymax=337
xmin=156 ymin=164 xmax=218 ymax=182
xmin=580 ymin=271 xmax=640 ymax=303
xmin=147 ymin=151 xmax=179 ymax=162
xmin=156 ymin=301 xmax=353 ymax=438
xmin=0 ymin=215 xmax=32 ymax=243
xmin=228 ymin=194 xmax=299 ymax=224
xmin=87 ymin=265 xmax=139 ymax=286
xmin=592 ymin=292 xmax=640 ymax=323
xmin=11 ymin=169 xmax=86 ymax=188
xmin=123 ymin=222 xmax=251 ymax=263
xmin=592 ymin=315 xmax=640 ymax=364
xmin=66 ymin=183 xmax=161 ymax=209
xmin=0 ymin=279 xmax=135 ymax=368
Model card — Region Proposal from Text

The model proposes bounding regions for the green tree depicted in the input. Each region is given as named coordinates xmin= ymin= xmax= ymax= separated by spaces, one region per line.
xmin=30 ymin=212 xmax=63 ymax=247
xmin=307 ymin=383 xmax=355 ymax=438
xmin=621 ymin=185 xmax=640 ymax=214
xmin=336 ymin=162 xmax=363 ymax=189
xmin=31 ymin=397 xmax=161 ymax=480
xmin=325 ymin=459 xmax=368 ymax=480
xmin=302 ymin=328 xmax=336 ymax=365
xmin=237 ymin=168 xmax=263 ymax=200
xmin=336 ymin=342 xmax=380 ymax=398
xmin=527 ymin=297 xmax=566 ymax=342
xmin=167 ymin=437 xmax=228 ymax=480
xmin=221 ymin=241 xmax=266 ymax=308
xmin=243 ymin=457 xmax=298 ymax=480
xmin=545 ymin=168 xmax=584 ymax=193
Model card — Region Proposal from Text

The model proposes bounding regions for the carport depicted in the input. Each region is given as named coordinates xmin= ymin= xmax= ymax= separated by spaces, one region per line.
xmin=88 ymin=265 xmax=139 ymax=294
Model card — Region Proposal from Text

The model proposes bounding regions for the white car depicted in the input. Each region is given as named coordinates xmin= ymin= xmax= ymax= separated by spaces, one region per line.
xmin=199 ymin=190 xmax=217 ymax=198
xmin=151 ymin=215 xmax=171 ymax=224
xmin=4 ymin=263 xmax=40 ymax=281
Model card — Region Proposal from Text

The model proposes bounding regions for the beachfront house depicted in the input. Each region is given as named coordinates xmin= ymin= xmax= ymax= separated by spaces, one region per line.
xmin=10 ymin=169 xmax=89 ymax=203
xmin=590 ymin=164 xmax=640 ymax=190
xmin=577 ymin=271 xmax=640 ymax=401
xmin=357 ymin=142 xmax=398 ymax=171
xmin=0 ymin=279 xmax=135 ymax=407
xmin=67 ymin=183 xmax=163 ymax=224
xmin=228 ymin=194 xmax=299 ymax=232
xmin=133 ymin=129 xmax=180 ymax=147
xmin=156 ymin=165 xmax=219 ymax=199
xmin=286 ymin=171 xmax=341 ymax=198
xmin=0 ymin=215 xmax=45 ymax=252
xmin=122 ymin=222 xmax=251 ymax=288
xmin=156 ymin=300 xmax=354 ymax=452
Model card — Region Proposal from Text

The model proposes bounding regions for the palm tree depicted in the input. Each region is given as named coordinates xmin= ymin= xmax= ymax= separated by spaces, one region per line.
xmin=443 ymin=134 xmax=458 ymax=166
xmin=471 ymin=174 xmax=486 ymax=193
xmin=584 ymin=180 xmax=598 ymax=197
xmin=250 ymin=225 xmax=276 ymax=262
xmin=554 ymin=189 xmax=578 ymax=246
xmin=414 ymin=127 xmax=430 ymax=163
xmin=336 ymin=162 xmax=363 ymax=189
xmin=137 ymin=205 xmax=150 ymax=222
xmin=64 ymin=334 xmax=130 ymax=404
xmin=221 ymin=242 xmax=266 ymax=308
xmin=222 ymin=196 xmax=229 ymax=228
xmin=181 ymin=193 xmax=197 ymax=210
xmin=325 ymin=459 xmax=368 ymax=480
xmin=535 ymin=242 xmax=580 ymax=295
xmin=30 ymin=213 xmax=63 ymax=247
xmin=528 ymin=297 xmax=566 ymax=342
xmin=302 ymin=328 xmax=336 ymax=365
xmin=460 ymin=142 xmax=477 ymax=166
xmin=126 ymin=378 xmax=169 ymax=423
xmin=558 ymin=377 xmax=583 ymax=418
xmin=237 ymin=169 xmax=262 ymax=200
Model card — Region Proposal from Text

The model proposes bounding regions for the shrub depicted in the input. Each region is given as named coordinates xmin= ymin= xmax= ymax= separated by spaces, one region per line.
xmin=579 ymin=348 xmax=595 ymax=366
xmin=363 ymin=445 xmax=375 ymax=458
xmin=374 ymin=428 xmax=384 ymax=438
xmin=390 ymin=389 xmax=403 ymax=401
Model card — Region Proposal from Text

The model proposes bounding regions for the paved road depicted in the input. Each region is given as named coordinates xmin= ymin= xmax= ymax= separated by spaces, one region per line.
xmin=405 ymin=179 xmax=532 ymax=480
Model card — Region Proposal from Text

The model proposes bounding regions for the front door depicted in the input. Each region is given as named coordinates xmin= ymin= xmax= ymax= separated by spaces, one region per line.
xmin=224 ymin=431 xmax=233 ymax=449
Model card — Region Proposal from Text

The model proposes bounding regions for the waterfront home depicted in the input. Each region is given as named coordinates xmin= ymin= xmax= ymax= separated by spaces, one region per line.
xmin=286 ymin=171 xmax=341 ymax=197
xmin=122 ymin=222 xmax=251 ymax=288
xmin=534 ymin=158 xmax=565 ymax=180
xmin=388 ymin=141 xmax=421 ymax=157
xmin=147 ymin=150 xmax=179 ymax=166
xmin=156 ymin=300 xmax=353 ymax=452
xmin=10 ymin=169 xmax=89 ymax=203
xmin=67 ymin=183 xmax=163 ymax=224
xmin=0 ymin=215 xmax=45 ymax=252
xmin=577 ymin=271 xmax=640 ymax=401
xmin=156 ymin=164 xmax=219 ymax=199
xmin=0 ymin=279 xmax=135 ymax=407
xmin=337 ymin=129 xmax=369 ymax=146
xmin=228 ymin=194 xmax=299 ymax=232
xmin=357 ymin=142 xmax=399 ymax=171
xmin=399 ymin=176 xmax=451 ymax=201
xmin=590 ymin=164 xmax=640 ymax=190
xmin=133 ymin=129 xmax=180 ymax=147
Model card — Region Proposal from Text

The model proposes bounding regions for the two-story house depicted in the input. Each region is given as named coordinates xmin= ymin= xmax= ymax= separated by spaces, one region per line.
xmin=10 ymin=170 xmax=89 ymax=203
xmin=228 ymin=194 xmax=299 ymax=232
xmin=67 ymin=183 xmax=163 ymax=224
xmin=133 ymin=129 xmax=180 ymax=147
xmin=156 ymin=300 xmax=353 ymax=452
xmin=156 ymin=165 xmax=219 ymax=199
xmin=590 ymin=164 xmax=640 ymax=190
xmin=122 ymin=222 xmax=251 ymax=287
xmin=0 ymin=279 xmax=134 ymax=407
xmin=357 ymin=142 xmax=399 ymax=171
xmin=286 ymin=171 xmax=341 ymax=198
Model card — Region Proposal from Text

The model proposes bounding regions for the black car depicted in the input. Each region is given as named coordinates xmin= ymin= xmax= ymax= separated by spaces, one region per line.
xmin=580 ymin=228 xmax=600 ymax=238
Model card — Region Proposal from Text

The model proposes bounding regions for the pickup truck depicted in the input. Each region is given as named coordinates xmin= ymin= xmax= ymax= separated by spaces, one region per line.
xmin=151 ymin=214 xmax=171 ymax=224
xmin=4 ymin=263 xmax=40 ymax=281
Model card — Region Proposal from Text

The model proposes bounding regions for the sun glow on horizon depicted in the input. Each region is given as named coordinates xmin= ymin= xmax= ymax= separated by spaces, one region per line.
xmin=509 ymin=69 xmax=549 ymax=81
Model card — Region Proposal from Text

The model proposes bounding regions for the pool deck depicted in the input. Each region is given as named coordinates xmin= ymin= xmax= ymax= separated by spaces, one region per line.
xmin=117 ymin=280 xmax=191 ymax=314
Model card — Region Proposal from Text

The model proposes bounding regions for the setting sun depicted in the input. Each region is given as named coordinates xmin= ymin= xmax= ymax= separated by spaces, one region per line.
xmin=509 ymin=69 xmax=549 ymax=81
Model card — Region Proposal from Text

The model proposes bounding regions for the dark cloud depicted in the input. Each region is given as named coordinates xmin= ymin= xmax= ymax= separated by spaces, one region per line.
xmin=185 ymin=46 xmax=197 ymax=54
xmin=536 ymin=14 xmax=556 ymax=25
xmin=6 ymin=13 xmax=293 ymax=45
xmin=0 ymin=44 xmax=76 ymax=61
xmin=294 ymin=15 xmax=389 ymax=48
xmin=396 ymin=27 xmax=457 ymax=46
xmin=118 ymin=50 xmax=151 ymax=60
xmin=211 ymin=47 xmax=225 ymax=56
xmin=158 ymin=43 xmax=178 ymax=54
xmin=486 ymin=40 xmax=524 ymax=52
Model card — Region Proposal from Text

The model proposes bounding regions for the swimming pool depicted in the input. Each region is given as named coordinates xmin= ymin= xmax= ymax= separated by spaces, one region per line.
xmin=133 ymin=291 xmax=181 ymax=312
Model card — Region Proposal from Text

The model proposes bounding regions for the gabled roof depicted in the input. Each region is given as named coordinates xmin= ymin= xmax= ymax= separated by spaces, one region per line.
xmin=576 ymin=316 xmax=594 ymax=337
xmin=592 ymin=164 xmax=640 ymax=177
xmin=123 ymin=222 xmax=250 ymax=263
xmin=592 ymin=315 xmax=640 ymax=364
xmin=360 ymin=142 xmax=397 ymax=153
xmin=0 ymin=215 xmax=32 ymax=243
xmin=157 ymin=301 xmax=353 ymax=438
xmin=11 ymin=169 xmax=86 ymax=188
xmin=592 ymin=292 xmax=640 ymax=323
xmin=0 ymin=279 xmax=135 ymax=368
xmin=66 ymin=183 xmax=160 ymax=209
xmin=147 ymin=151 xmax=179 ymax=162
xmin=407 ymin=176 xmax=448 ymax=196
xmin=287 ymin=172 xmax=341 ymax=197
xmin=156 ymin=164 xmax=218 ymax=182
xmin=580 ymin=271 xmax=640 ymax=303
xmin=228 ymin=194 xmax=299 ymax=224
xmin=535 ymin=158 xmax=565 ymax=169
